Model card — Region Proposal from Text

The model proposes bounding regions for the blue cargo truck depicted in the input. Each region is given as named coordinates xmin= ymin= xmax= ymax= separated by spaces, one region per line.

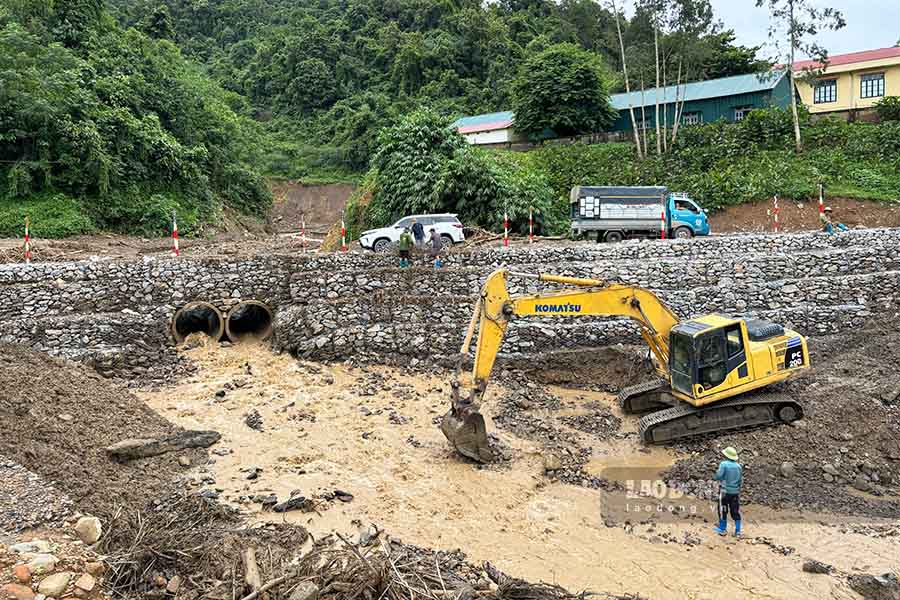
xmin=570 ymin=186 xmax=710 ymax=242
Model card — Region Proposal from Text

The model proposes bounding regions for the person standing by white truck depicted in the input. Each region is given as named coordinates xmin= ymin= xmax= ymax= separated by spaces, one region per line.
xmin=570 ymin=186 xmax=710 ymax=243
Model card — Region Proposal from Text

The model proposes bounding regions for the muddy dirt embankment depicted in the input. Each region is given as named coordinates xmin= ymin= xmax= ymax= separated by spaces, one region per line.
xmin=269 ymin=180 xmax=356 ymax=234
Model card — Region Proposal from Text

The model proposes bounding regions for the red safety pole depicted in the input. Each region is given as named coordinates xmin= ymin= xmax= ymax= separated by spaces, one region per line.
xmin=818 ymin=184 xmax=825 ymax=215
xmin=659 ymin=208 xmax=666 ymax=240
xmin=171 ymin=211 xmax=180 ymax=257
xmin=340 ymin=210 xmax=348 ymax=252
xmin=24 ymin=217 xmax=32 ymax=264
xmin=503 ymin=208 xmax=509 ymax=247
xmin=529 ymin=206 xmax=534 ymax=244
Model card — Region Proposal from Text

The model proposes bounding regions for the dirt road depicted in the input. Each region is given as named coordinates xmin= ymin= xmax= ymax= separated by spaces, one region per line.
xmin=139 ymin=343 xmax=899 ymax=599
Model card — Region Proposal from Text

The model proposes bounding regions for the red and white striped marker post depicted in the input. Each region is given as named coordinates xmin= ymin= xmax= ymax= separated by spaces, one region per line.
xmin=24 ymin=217 xmax=32 ymax=264
xmin=171 ymin=211 xmax=180 ymax=257
xmin=772 ymin=195 xmax=780 ymax=233
xmin=659 ymin=208 xmax=666 ymax=240
xmin=503 ymin=209 xmax=509 ymax=247
xmin=340 ymin=210 xmax=348 ymax=252
xmin=529 ymin=206 xmax=534 ymax=244
xmin=818 ymin=184 xmax=825 ymax=215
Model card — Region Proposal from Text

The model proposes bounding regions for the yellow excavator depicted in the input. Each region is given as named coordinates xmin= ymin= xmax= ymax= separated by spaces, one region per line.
xmin=441 ymin=269 xmax=809 ymax=462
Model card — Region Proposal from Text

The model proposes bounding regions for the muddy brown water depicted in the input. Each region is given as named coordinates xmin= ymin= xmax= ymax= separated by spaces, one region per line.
xmin=139 ymin=344 xmax=899 ymax=599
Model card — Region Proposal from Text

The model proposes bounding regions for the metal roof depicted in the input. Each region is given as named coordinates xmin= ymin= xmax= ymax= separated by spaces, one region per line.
xmin=609 ymin=71 xmax=786 ymax=110
xmin=794 ymin=46 xmax=900 ymax=71
xmin=452 ymin=111 xmax=515 ymax=134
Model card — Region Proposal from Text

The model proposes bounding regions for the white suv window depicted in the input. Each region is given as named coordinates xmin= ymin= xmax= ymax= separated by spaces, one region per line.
xmin=395 ymin=217 xmax=413 ymax=228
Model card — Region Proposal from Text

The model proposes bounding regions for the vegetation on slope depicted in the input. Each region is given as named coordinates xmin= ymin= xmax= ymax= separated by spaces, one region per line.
xmin=353 ymin=108 xmax=900 ymax=237
xmin=108 ymin=0 xmax=766 ymax=179
xmin=0 ymin=0 xmax=269 ymax=237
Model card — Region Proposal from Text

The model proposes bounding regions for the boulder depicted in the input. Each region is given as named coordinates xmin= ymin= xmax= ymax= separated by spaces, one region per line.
xmin=853 ymin=477 xmax=873 ymax=493
xmin=289 ymin=582 xmax=320 ymax=600
xmin=10 ymin=541 xmax=52 ymax=554
xmin=1 ymin=583 xmax=35 ymax=600
xmin=543 ymin=454 xmax=563 ymax=472
xmin=780 ymin=462 xmax=797 ymax=478
xmin=38 ymin=572 xmax=72 ymax=597
xmin=74 ymin=573 xmax=96 ymax=592
xmin=27 ymin=555 xmax=59 ymax=575
xmin=74 ymin=516 xmax=102 ymax=544
xmin=848 ymin=573 xmax=900 ymax=600
xmin=802 ymin=560 xmax=832 ymax=574
xmin=12 ymin=564 xmax=31 ymax=584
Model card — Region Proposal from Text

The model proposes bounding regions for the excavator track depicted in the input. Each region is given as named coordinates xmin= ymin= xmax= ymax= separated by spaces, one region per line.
xmin=617 ymin=378 xmax=671 ymax=414
xmin=638 ymin=392 xmax=803 ymax=444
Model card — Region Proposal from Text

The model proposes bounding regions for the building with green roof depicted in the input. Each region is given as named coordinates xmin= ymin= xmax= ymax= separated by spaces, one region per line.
xmin=608 ymin=70 xmax=792 ymax=133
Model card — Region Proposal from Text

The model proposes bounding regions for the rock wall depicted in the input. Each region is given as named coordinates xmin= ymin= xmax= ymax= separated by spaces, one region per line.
xmin=1 ymin=229 xmax=898 ymax=377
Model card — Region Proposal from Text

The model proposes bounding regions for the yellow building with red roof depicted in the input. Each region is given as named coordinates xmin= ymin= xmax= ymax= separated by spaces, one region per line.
xmin=793 ymin=46 xmax=900 ymax=118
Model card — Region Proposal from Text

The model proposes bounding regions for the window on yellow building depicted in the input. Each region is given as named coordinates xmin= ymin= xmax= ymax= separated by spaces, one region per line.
xmin=860 ymin=73 xmax=885 ymax=99
xmin=814 ymin=79 xmax=837 ymax=104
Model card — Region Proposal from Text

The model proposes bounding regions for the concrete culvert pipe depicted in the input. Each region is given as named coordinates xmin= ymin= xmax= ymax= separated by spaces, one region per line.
xmin=172 ymin=302 xmax=225 ymax=343
xmin=226 ymin=301 xmax=274 ymax=342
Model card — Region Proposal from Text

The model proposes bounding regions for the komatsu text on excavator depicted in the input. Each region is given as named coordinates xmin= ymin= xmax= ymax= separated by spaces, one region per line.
xmin=441 ymin=269 xmax=809 ymax=462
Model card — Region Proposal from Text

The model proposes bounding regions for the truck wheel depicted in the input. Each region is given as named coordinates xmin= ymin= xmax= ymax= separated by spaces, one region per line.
xmin=440 ymin=234 xmax=454 ymax=247
xmin=674 ymin=227 xmax=694 ymax=239
xmin=604 ymin=231 xmax=625 ymax=243
xmin=373 ymin=238 xmax=392 ymax=253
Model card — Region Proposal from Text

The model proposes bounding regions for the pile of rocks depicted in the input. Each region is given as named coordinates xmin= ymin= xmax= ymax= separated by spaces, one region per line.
xmin=0 ymin=459 xmax=74 ymax=533
xmin=1 ymin=518 xmax=107 ymax=600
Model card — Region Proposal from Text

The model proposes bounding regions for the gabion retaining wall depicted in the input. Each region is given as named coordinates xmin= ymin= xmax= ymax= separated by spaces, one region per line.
xmin=0 ymin=228 xmax=897 ymax=377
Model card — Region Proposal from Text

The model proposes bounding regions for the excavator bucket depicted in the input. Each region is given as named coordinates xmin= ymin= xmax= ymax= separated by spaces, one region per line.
xmin=441 ymin=386 xmax=495 ymax=463
xmin=440 ymin=403 xmax=494 ymax=463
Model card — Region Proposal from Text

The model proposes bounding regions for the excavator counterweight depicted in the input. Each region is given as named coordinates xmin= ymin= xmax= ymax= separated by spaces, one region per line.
xmin=440 ymin=269 xmax=809 ymax=461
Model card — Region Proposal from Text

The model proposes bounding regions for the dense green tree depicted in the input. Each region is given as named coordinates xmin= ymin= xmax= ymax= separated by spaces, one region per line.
xmin=103 ymin=0 xmax=768 ymax=176
xmin=512 ymin=43 xmax=618 ymax=138
xmin=366 ymin=109 xmax=559 ymax=231
xmin=52 ymin=0 xmax=103 ymax=47
xmin=0 ymin=2 xmax=270 ymax=236
xmin=700 ymin=32 xmax=769 ymax=79
xmin=142 ymin=5 xmax=175 ymax=40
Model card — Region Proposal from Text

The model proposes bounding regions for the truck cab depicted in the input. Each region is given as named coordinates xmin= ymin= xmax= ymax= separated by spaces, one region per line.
xmin=668 ymin=193 xmax=710 ymax=239
xmin=569 ymin=186 xmax=711 ymax=242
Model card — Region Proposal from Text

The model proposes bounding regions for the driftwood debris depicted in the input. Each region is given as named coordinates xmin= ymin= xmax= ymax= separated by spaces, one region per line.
xmin=244 ymin=548 xmax=262 ymax=596
xmin=105 ymin=430 xmax=221 ymax=460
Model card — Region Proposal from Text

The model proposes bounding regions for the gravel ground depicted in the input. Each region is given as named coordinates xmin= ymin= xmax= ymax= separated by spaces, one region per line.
xmin=0 ymin=457 xmax=74 ymax=534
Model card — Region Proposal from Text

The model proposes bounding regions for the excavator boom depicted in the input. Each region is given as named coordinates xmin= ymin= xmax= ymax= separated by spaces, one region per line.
xmin=442 ymin=269 xmax=681 ymax=461
xmin=441 ymin=268 xmax=808 ymax=461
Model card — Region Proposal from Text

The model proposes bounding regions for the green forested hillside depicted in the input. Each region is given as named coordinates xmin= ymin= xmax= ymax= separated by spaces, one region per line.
xmin=7 ymin=0 xmax=895 ymax=240
xmin=107 ymin=0 xmax=766 ymax=177
xmin=0 ymin=0 xmax=272 ymax=237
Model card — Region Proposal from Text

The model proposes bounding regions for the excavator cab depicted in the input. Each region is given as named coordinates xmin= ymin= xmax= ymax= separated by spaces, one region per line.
xmin=667 ymin=315 xmax=808 ymax=407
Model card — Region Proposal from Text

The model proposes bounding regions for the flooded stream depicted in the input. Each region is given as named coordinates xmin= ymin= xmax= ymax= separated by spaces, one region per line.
xmin=139 ymin=343 xmax=899 ymax=599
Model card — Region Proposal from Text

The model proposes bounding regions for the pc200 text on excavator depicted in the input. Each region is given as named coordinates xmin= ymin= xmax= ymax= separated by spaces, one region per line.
xmin=441 ymin=269 xmax=810 ymax=463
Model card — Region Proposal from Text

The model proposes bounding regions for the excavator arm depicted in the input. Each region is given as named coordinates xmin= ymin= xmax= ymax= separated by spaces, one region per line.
xmin=442 ymin=268 xmax=681 ymax=461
